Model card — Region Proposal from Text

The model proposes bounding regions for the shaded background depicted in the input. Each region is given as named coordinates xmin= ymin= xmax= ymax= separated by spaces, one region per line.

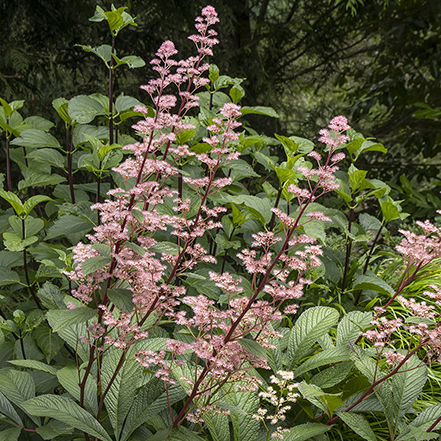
xmin=1 ymin=0 xmax=441 ymax=214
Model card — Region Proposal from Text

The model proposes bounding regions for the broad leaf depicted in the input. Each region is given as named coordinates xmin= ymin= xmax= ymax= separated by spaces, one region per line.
xmin=337 ymin=412 xmax=377 ymax=441
xmin=287 ymin=307 xmax=339 ymax=368
xmin=47 ymin=307 xmax=97 ymax=332
xmin=22 ymin=395 xmax=112 ymax=441
xmin=284 ymin=423 xmax=331 ymax=441
xmin=10 ymin=129 xmax=60 ymax=148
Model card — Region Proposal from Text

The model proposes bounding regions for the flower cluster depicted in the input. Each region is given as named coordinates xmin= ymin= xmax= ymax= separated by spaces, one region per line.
xmin=253 ymin=370 xmax=300 ymax=439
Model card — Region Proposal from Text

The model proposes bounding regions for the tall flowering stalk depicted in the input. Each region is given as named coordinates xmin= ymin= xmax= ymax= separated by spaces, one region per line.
xmin=66 ymin=5 xmax=352 ymax=428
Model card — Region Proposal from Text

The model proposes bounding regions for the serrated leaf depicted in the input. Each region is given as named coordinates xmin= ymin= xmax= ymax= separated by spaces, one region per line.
xmin=68 ymin=95 xmax=106 ymax=124
xmin=337 ymin=412 xmax=377 ymax=441
xmin=284 ymin=423 xmax=331 ymax=441
xmin=352 ymin=274 xmax=394 ymax=297
xmin=45 ymin=214 xmax=94 ymax=241
xmin=0 ymin=268 xmax=20 ymax=286
xmin=0 ymin=190 xmax=23 ymax=215
xmin=237 ymin=339 xmax=267 ymax=361
xmin=27 ymin=148 xmax=65 ymax=169
xmin=3 ymin=232 xmax=38 ymax=251
xmin=47 ymin=307 xmax=97 ymax=332
xmin=225 ymin=390 xmax=260 ymax=441
xmin=336 ymin=311 xmax=373 ymax=348
xmin=36 ymin=420 xmax=74 ymax=440
xmin=294 ymin=346 xmax=351 ymax=377
xmin=107 ymin=288 xmax=134 ymax=313
xmin=8 ymin=359 xmax=58 ymax=376
xmin=120 ymin=377 xmax=186 ymax=441
xmin=287 ymin=307 xmax=340 ymax=368
xmin=102 ymin=348 xmax=143 ymax=439
xmin=150 ymin=242 xmax=179 ymax=255
xmin=56 ymin=365 xmax=97 ymax=414
xmin=81 ymin=256 xmax=111 ymax=275
xmin=21 ymin=395 xmax=112 ymax=441
xmin=311 ymin=362 xmax=354 ymax=388
xmin=0 ymin=427 xmax=21 ymax=440
xmin=18 ymin=172 xmax=65 ymax=191
xmin=0 ymin=390 xmax=23 ymax=426
xmin=34 ymin=325 xmax=64 ymax=362
xmin=10 ymin=129 xmax=60 ymax=148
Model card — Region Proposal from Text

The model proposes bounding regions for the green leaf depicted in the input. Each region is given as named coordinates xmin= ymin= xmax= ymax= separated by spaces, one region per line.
xmin=352 ymin=274 xmax=394 ymax=297
xmin=150 ymin=241 xmax=180 ymax=255
xmin=18 ymin=172 xmax=65 ymax=191
xmin=9 ymin=216 xmax=44 ymax=238
xmin=0 ymin=427 xmax=21 ymax=441
xmin=102 ymin=348 xmax=143 ymax=439
xmin=10 ymin=129 xmax=60 ymax=148
xmin=34 ymin=325 xmax=64 ymax=363
xmin=23 ymin=195 xmax=52 ymax=216
xmin=36 ymin=282 xmax=66 ymax=310
xmin=68 ymin=95 xmax=106 ymax=124
xmin=107 ymin=288 xmax=134 ymax=313
xmin=47 ymin=307 xmax=97 ymax=332
xmin=52 ymin=97 xmax=71 ymax=124
xmin=381 ymin=200 xmax=401 ymax=223
xmin=27 ymin=148 xmax=65 ymax=169
xmin=8 ymin=359 xmax=58 ymax=376
xmin=21 ymin=395 xmax=112 ymax=441
xmin=56 ymin=365 xmax=98 ymax=414
xmin=336 ymin=311 xmax=373 ymax=347
xmin=0 ymin=390 xmax=23 ymax=426
xmin=287 ymin=307 xmax=340 ymax=368
xmin=117 ymin=55 xmax=146 ymax=69
xmin=36 ymin=420 xmax=74 ymax=440
xmin=169 ymin=426 xmax=207 ymax=441
xmin=230 ymin=85 xmax=245 ymax=104
xmin=240 ymin=106 xmax=279 ymax=118
xmin=3 ymin=232 xmax=38 ymax=251
xmin=204 ymin=410 xmax=230 ymax=441
xmin=337 ymin=412 xmax=377 ymax=441
xmin=225 ymin=390 xmax=260 ymax=441
xmin=0 ymin=268 xmax=20 ymax=286
xmin=45 ymin=214 xmax=94 ymax=241
xmin=284 ymin=423 xmax=331 ymax=441
xmin=237 ymin=339 xmax=267 ymax=361
xmin=23 ymin=116 xmax=54 ymax=132
xmin=294 ymin=346 xmax=351 ymax=377
xmin=81 ymin=256 xmax=111 ymax=275
xmin=392 ymin=354 xmax=427 ymax=424
xmin=311 ymin=361 xmax=354 ymax=388
xmin=120 ymin=377 xmax=186 ymax=441
xmin=0 ymin=190 xmax=24 ymax=215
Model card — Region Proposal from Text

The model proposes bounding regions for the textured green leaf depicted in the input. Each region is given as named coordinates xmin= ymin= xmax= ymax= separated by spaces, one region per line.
xmin=0 ymin=190 xmax=23 ymax=215
xmin=10 ymin=129 xmax=60 ymax=148
xmin=336 ymin=311 xmax=373 ymax=347
xmin=22 ymin=395 xmax=112 ymax=441
xmin=169 ymin=426 xmax=206 ymax=441
xmin=81 ymin=256 xmax=111 ymax=275
xmin=0 ymin=390 xmax=23 ymax=426
xmin=352 ymin=274 xmax=394 ymax=297
xmin=284 ymin=423 xmax=331 ymax=441
xmin=225 ymin=390 xmax=260 ymax=441
xmin=18 ymin=172 xmax=65 ymax=191
xmin=237 ymin=339 xmax=267 ymax=361
xmin=47 ymin=307 xmax=97 ymax=332
xmin=3 ymin=232 xmax=38 ymax=251
xmin=8 ymin=359 xmax=58 ymax=376
xmin=102 ymin=348 xmax=143 ymax=439
xmin=295 ymin=346 xmax=351 ymax=377
xmin=9 ymin=216 xmax=44 ymax=238
xmin=45 ymin=214 xmax=94 ymax=241
xmin=120 ymin=377 xmax=186 ymax=441
xmin=107 ymin=288 xmax=134 ymax=313
xmin=0 ymin=427 xmax=21 ymax=441
xmin=27 ymin=148 xmax=65 ymax=169
xmin=34 ymin=325 xmax=64 ymax=362
xmin=287 ymin=307 xmax=340 ymax=368
xmin=56 ymin=322 xmax=89 ymax=362
xmin=204 ymin=410 xmax=230 ymax=441
xmin=392 ymin=354 xmax=427 ymax=424
xmin=68 ymin=95 xmax=106 ymax=124
xmin=311 ymin=362 xmax=354 ymax=388
xmin=56 ymin=365 xmax=98 ymax=414
xmin=337 ymin=412 xmax=377 ymax=441
xmin=23 ymin=116 xmax=54 ymax=132
xmin=36 ymin=420 xmax=74 ymax=440
xmin=0 ymin=268 xmax=20 ymax=286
